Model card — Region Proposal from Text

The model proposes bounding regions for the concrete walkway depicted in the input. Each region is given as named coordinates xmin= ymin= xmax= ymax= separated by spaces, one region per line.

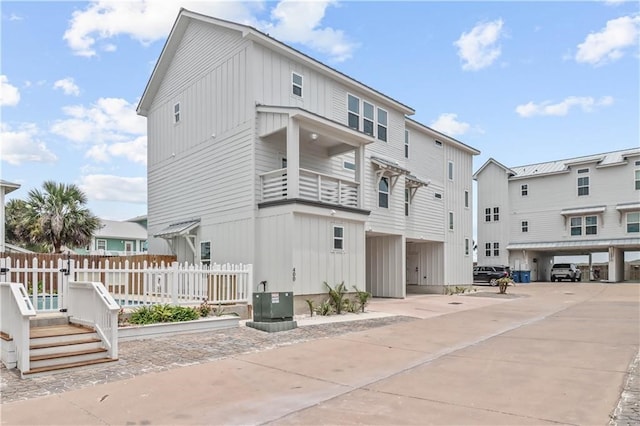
xmin=1 ymin=283 xmax=638 ymax=425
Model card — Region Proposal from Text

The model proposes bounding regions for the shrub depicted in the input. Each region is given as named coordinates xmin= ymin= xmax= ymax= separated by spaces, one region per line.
xmin=128 ymin=304 xmax=199 ymax=324
xmin=316 ymin=299 xmax=334 ymax=316
xmin=324 ymin=281 xmax=347 ymax=314
xmin=353 ymin=286 xmax=371 ymax=313
xmin=496 ymin=277 xmax=514 ymax=294
xmin=305 ymin=299 xmax=315 ymax=317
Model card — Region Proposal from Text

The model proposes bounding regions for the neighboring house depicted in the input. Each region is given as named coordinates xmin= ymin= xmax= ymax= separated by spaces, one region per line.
xmin=473 ymin=148 xmax=640 ymax=282
xmin=138 ymin=9 xmax=479 ymax=307
xmin=80 ymin=216 xmax=148 ymax=256
xmin=1 ymin=180 xmax=20 ymax=253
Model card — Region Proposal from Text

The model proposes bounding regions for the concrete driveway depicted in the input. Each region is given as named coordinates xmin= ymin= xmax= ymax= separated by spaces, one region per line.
xmin=2 ymin=282 xmax=638 ymax=425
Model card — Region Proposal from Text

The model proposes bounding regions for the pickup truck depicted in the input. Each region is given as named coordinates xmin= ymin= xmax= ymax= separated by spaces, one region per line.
xmin=551 ymin=263 xmax=582 ymax=282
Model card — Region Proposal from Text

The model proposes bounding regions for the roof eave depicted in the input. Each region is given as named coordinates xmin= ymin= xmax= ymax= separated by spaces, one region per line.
xmin=406 ymin=118 xmax=480 ymax=156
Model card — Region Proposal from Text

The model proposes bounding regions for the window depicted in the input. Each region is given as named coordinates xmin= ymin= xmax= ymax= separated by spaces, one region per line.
xmin=378 ymin=176 xmax=389 ymax=208
xmin=448 ymin=211 xmax=454 ymax=230
xmin=465 ymin=238 xmax=470 ymax=256
xmin=404 ymin=188 xmax=410 ymax=216
xmin=434 ymin=192 xmax=442 ymax=200
xmin=493 ymin=242 xmax=500 ymax=257
xmin=577 ymin=168 xmax=589 ymax=174
xmin=627 ymin=212 xmax=640 ymax=233
xmin=377 ymin=108 xmax=388 ymax=142
xmin=464 ymin=190 xmax=469 ymax=208
xmin=570 ymin=217 xmax=582 ymax=236
xmin=363 ymin=101 xmax=375 ymax=136
xmin=485 ymin=208 xmax=491 ymax=222
xmin=493 ymin=207 xmax=500 ymax=221
xmin=448 ymin=161 xmax=454 ymax=180
xmin=173 ymin=102 xmax=180 ymax=124
xmin=585 ymin=215 xmax=597 ymax=235
xmin=435 ymin=140 xmax=443 ymax=147
xmin=485 ymin=243 xmax=491 ymax=257
xmin=332 ymin=226 xmax=344 ymax=251
xmin=521 ymin=184 xmax=528 ymax=196
xmin=578 ymin=176 xmax=589 ymax=196
xmin=97 ymin=239 xmax=106 ymax=251
xmin=522 ymin=221 xmax=529 ymax=232
xmin=347 ymin=94 xmax=359 ymax=130
xmin=292 ymin=73 xmax=303 ymax=97
xmin=200 ymin=241 xmax=211 ymax=264
xmin=343 ymin=161 xmax=356 ymax=171
xmin=635 ymin=170 xmax=640 ymax=190
xmin=404 ymin=130 xmax=409 ymax=158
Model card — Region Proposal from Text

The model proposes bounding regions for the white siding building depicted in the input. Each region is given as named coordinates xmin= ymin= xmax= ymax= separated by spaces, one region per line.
xmin=138 ymin=9 xmax=479 ymax=309
xmin=474 ymin=148 xmax=640 ymax=282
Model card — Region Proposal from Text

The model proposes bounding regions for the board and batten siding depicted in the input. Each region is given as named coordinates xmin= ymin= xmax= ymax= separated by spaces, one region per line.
xmin=407 ymin=242 xmax=445 ymax=285
xmin=197 ymin=219 xmax=254 ymax=265
xmin=442 ymin=144 xmax=474 ymax=284
xmin=476 ymin=163 xmax=511 ymax=267
xmin=366 ymin=235 xmax=404 ymax=297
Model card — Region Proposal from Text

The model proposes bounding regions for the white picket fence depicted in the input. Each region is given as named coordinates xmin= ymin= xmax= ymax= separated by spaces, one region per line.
xmin=0 ymin=256 xmax=253 ymax=312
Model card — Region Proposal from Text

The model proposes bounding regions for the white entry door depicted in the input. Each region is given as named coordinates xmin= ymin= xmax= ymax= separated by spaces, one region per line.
xmin=406 ymin=255 xmax=419 ymax=285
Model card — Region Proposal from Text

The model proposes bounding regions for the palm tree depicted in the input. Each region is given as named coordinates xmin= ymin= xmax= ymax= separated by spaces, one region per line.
xmin=20 ymin=181 xmax=101 ymax=253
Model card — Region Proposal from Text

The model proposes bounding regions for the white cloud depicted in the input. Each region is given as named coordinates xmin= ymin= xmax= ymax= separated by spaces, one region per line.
xmin=575 ymin=15 xmax=640 ymax=66
xmin=0 ymin=123 xmax=58 ymax=165
xmin=454 ymin=19 xmax=504 ymax=71
xmin=86 ymin=136 xmax=147 ymax=165
xmin=79 ymin=175 xmax=147 ymax=204
xmin=63 ymin=0 xmax=262 ymax=57
xmin=515 ymin=96 xmax=614 ymax=117
xmin=53 ymin=77 xmax=81 ymax=96
xmin=261 ymin=0 xmax=357 ymax=62
xmin=9 ymin=13 xmax=23 ymax=21
xmin=0 ymin=75 xmax=21 ymax=106
xmin=51 ymin=97 xmax=145 ymax=143
xmin=429 ymin=113 xmax=471 ymax=136
xmin=62 ymin=0 xmax=356 ymax=62
xmin=603 ymin=0 xmax=627 ymax=6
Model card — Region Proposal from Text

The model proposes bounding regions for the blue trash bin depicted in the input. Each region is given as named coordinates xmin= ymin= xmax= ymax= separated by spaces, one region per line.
xmin=512 ymin=271 xmax=521 ymax=283
xmin=521 ymin=271 xmax=531 ymax=283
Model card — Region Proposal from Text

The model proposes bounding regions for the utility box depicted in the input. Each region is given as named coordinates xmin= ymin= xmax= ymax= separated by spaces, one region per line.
xmin=252 ymin=292 xmax=293 ymax=322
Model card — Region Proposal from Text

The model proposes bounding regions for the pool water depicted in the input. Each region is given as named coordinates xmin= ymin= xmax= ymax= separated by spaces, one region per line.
xmin=33 ymin=295 xmax=145 ymax=310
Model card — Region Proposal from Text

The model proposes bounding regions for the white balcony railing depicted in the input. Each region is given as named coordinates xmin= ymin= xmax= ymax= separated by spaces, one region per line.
xmin=261 ymin=168 xmax=359 ymax=208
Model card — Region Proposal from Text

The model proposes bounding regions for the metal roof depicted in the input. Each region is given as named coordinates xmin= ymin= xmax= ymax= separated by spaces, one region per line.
xmin=508 ymin=147 xmax=640 ymax=179
xmin=560 ymin=206 xmax=606 ymax=216
xmin=154 ymin=219 xmax=200 ymax=239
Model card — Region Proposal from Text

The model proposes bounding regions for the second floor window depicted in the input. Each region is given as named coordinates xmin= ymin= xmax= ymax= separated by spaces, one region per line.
xmin=363 ymin=101 xmax=374 ymax=136
xmin=378 ymin=176 xmax=389 ymax=208
xmin=465 ymin=238 xmax=470 ymax=256
xmin=348 ymin=94 xmax=359 ymax=130
xmin=570 ymin=215 xmax=598 ymax=236
xmin=585 ymin=215 xmax=597 ymax=235
xmin=485 ymin=207 xmax=491 ymax=222
xmin=464 ymin=190 xmax=469 ymax=208
xmin=578 ymin=176 xmax=589 ymax=196
xmin=635 ymin=170 xmax=640 ymax=190
xmin=404 ymin=130 xmax=409 ymax=158
xmin=485 ymin=242 xmax=491 ymax=257
xmin=627 ymin=212 xmax=640 ymax=233
xmin=173 ymin=102 xmax=180 ymax=124
xmin=448 ymin=161 xmax=454 ymax=180
xmin=493 ymin=207 xmax=500 ymax=221
xmin=377 ymin=108 xmax=388 ymax=142
xmin=292 ymin=73 xmax=303 ymax=97
xmin=332 ymin=225 xmax=344 ymax=250
xmin=493 ymin=242 xmax=500 ymax=257
xmin=449 ymin=211 xmax=454 ymax=230
xmin=97 ymin=239 xmax=106 ymax=251
xmin=522 ymin=221 xmax=528 ymax=232
xmin=521 ymin=184 xmax=528 ymax=196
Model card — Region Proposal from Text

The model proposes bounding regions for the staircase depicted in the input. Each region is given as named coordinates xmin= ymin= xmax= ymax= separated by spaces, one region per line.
xmin=23 ymin=315 xmax=117 ymax=377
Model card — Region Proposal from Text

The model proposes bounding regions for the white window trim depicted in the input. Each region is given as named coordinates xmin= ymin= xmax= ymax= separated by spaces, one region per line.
xmin=485 ymin=242 xmax=492 ymax=257
xmin=448 ymin=211 xmax=454 ymax=231
xmin=200 ymin=240 xmax=211 ymax=264
xmin=404 ymin=188 xmax=410 ymax=216
xmin=464 ymin=238 xmax=470 ymax=256
xmin=434 ymin=192 xmax=443 ymax=200
xmin=378 ymin=176 xmax=389 ymax=208
xmin=347 ymin=93 xmax=360 ymax=131
xmin=292 ymin=72 xmax=303 ymax=98
xmin=522 ymin=221 xmax=528 ymax=233
xmin=448 ymin=161 xmax=454 ymax=181
xmin=332 ymin=224 xmax=345 ymax=252
xmin=377 ymin=107 xmax=388 ymax=142
xmin=569 ymin=215 xmax=598 ymax=236
xmin=493 ymin=242 xmax=500 ymax=257
xmin=485 ymin=207 xmax=492 ymax=222
xmin=634 ymin=169 xmax=640 ymax=190
xmin=521 ymin=184 xmax=528 ymax=197
xmin=577 ymin=175 xmax=590 ymax=197
xmin=404 ymin=129 xmax=409 ymax=159
xmin=627 ymin=212 xmax=640 ymax=234
xmin=435 ymin=140 xmax=443 ymax=148
xmin=493 ymin=206 xmax=500 ymax=222
xmin=96 ymin=239 xmax=107 ymax=251
xmin=343 ymin=160 xmax=356 ymax=171
xmin=464 ymin=190 xmax=469 ymax=209
xmin=363 ymin=101 xmax=375 ymax=137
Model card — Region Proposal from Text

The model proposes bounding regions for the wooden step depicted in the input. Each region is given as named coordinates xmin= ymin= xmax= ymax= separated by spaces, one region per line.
xmin=23 ymin=357 xmax=118 ymax=376
xmin=0 ymin=331 xmax=11 ymax=341
xmin=31 ymin=337 xmax=102 ymax=350
xmin=30 ymin=347 xmax=109 ymax=369
xmin=30 ymin=337 xmax=104 ymax=357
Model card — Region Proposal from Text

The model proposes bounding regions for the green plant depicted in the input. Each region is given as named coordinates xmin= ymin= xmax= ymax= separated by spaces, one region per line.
xmin=212 ymin=303 xmax=239 ymax=317
xmin=128 ymin=304 xmax=200 ymax=324
xmin=344 ymin=298 xmax=359 ymax=313
xmin=305 ymin=299 xmax=315 ymax=317
xmin=324 ymin=281 xmax=347 ymax=314
xmin=316 ymin=299 xmax=334 ymax=316
xmin=353 ymin=286 xmax=371 ymax=313
xmin=444 ymin=285 xmax=472 ymax=295
xmin=197 ymin=299 xmax=212 ymax=317
xmin=496 ymin=277 xmax=514 ymax=294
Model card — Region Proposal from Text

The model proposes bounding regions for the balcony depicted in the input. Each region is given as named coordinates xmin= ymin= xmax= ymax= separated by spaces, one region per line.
xmin=261 ymin=168 xmax=360 ymax=208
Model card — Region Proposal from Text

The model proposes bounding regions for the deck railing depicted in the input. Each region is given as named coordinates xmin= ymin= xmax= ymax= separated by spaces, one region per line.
xmin=261 ymin=168 xmax=359 ymax=208
xmin=0 ymin=282 xmax=36 ymax=373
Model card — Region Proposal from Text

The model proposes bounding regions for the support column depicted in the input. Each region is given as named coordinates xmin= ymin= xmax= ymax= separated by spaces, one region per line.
xmin=608 ymin=247 xmax=624 ymax=282
xmin=354 ymin=145 xmax=365 ymax=209
xmin=286 ymin=117 xmax=300 ymax=199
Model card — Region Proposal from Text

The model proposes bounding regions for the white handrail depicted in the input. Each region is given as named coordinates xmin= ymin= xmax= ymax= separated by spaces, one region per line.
xmin=0 ymin=282 xmax=36 ymax=373
xmin=67 ymin=281 xmax=119 ymax=359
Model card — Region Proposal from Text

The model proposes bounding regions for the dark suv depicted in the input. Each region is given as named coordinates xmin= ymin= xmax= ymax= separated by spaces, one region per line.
xmin=473 ymin=265 xmax=511 ymax=286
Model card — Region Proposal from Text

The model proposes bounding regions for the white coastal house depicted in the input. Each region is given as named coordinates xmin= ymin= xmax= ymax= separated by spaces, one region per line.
xmin=137 ymin=9 xmax=479 ymax=308
xmin=1 ymin=180 xmax=21 ymax=253
xmin=473 ymin=148 xmax=640 ymax=282
xmin=79 ymin=216 xmax=148 ymax=256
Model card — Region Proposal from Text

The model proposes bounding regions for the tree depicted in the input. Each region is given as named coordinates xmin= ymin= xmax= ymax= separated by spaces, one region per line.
xmin=14 ymin=181 xmax=101 ymax=253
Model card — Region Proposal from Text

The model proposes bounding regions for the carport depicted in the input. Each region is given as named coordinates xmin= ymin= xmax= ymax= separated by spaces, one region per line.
xmin=507 ymin=238 xmax=640 ymax=282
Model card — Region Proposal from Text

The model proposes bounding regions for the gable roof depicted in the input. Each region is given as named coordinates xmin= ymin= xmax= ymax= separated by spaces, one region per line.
xmin=0 ymin=179 xmax=20 ymax=195
xmin=96 ymin=220 xmax=147 ymax=240
xmin=137 ymin=8 xmax=414 ymax=117
xmin=406 ymin=117 xmax=480 ymax=156
xmin=472 ymin=158 xmax=516 ymax=180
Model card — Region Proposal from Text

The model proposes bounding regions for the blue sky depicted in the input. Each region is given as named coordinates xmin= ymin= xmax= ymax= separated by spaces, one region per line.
xmin=1 ymin=0 xmax=639 ymax=223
